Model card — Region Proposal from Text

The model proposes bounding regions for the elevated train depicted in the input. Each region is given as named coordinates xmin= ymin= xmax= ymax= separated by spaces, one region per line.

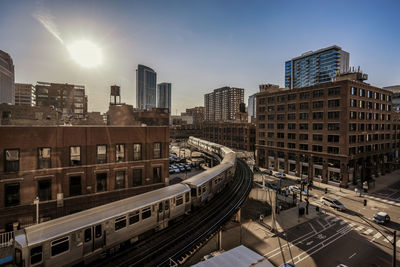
xmin=12 ymin=137 xmax=236 ymax=266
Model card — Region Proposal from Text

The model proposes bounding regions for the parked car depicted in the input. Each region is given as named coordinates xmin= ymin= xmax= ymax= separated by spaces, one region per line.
xmin=373 ymin=211 xmax=390 ymax=224
xmin=169 ymin=167 xmax=175 ymax=174
xmin=320 ymin=197 xmax=346 ymax=211
xmin=274 ymin=172 xmax=286 ymax=179
xmin=179 ymin=166 xmax=186 ymax=172
xmin=185 ymin=164 xmax=191 ymax=171
xmin=289 ymin=185 xmax=307 ymax=194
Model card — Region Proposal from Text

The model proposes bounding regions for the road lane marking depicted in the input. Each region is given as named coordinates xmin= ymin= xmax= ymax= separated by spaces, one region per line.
xmin=309 ymin=222 xmax=317 ymax=234
xmin=349 ymin=223 xmax=355 ymax=227
xmin=363 ymin=229 xmax=373 ymax=235
xmin=330 ymin=217 xmax=340 ymax=222
xmin=306 ymin=241 xmax=314 ymax=246
xmin=355 ymin=226 xmax=364 ymax=231
xmin=316 ymin=219 xmax=326 ymax=228
xmin=384 ymin=236 xmax=393 ymax=243
xmin=349 ymin=252 xmax=357 ymax=259
xmin=373 ymin=232 xmax=382 ymax=239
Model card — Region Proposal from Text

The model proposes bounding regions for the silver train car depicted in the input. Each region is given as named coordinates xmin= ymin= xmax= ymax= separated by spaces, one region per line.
xmin=12 ymin=137 xmax=236 ymax=266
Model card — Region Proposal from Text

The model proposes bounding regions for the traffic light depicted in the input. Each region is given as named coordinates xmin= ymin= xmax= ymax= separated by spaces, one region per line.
xmin=364 ymin=199 xmax=367 ymax=206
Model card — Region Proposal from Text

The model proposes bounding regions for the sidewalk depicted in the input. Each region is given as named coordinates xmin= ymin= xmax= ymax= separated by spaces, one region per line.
xmin=263 ymin=204 xmax=319 ymax=233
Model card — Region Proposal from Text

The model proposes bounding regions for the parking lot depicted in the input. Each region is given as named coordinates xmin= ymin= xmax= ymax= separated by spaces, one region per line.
xmin=168 ymin=153 xmax=205 ymax=184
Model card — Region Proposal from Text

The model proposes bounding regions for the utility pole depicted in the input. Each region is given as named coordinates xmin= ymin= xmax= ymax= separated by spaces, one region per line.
xmin=394 ymin=230 xmax=397 ymax=267
xmin=34 ymin=196 xmax=40 ymax=224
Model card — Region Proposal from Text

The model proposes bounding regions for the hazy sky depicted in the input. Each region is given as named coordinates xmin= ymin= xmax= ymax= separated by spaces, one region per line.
xmin=1 ymin=0 xmax=400 ymax=114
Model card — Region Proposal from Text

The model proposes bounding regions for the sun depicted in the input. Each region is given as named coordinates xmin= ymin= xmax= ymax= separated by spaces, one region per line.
xmin=67 ymin=40 xmax=103 ymax=68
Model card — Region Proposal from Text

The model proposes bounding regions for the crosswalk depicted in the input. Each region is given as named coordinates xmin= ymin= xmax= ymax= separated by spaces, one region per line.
xmin=366 ymin=194 xmax=400 ymax=207
xmin=322 ymin=214 xmax=399 ymax=247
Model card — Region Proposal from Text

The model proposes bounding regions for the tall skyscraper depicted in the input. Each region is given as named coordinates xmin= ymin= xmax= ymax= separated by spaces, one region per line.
xmin=248 ymin=93 xmax=257 ymax=122
xmin=136 ymin=64 xmax=156 ymax=110
xmin=285 ymin=45 xmax=349 ymax=89
xmin=0 ymin=50 xmax=15 ymax=105
xmin=15 ymin=83 xmax=35 ymax=106
xmin=157 ymin=82 xmax=171 ymax=112
xmin=204 ymin=86 xmax=244 ymax=121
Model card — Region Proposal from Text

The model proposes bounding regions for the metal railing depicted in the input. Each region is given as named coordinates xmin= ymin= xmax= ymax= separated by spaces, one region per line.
xmin=0 ymin=231 xmax=14 ymax=248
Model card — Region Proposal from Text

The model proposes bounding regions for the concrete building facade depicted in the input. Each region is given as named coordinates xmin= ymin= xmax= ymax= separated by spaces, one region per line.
xmin=205 ymin=87 xmax=244 ymax=122
xmin=248 ymin=93 xmax=257 ymax=123
xmin=383 ymin=85 xmax=400 ymax=112
xmin=256 ymin=79 xmax=398 ymax=187
xmin=182 ymin=107 xmax=205 ymax=125
xmin=0 ymin=125 xmax=169 ymax=231
xmin=0 ymin=50 xmax=15 ymax=105
xmin=15 ymin=83 xmax=35 ymax=106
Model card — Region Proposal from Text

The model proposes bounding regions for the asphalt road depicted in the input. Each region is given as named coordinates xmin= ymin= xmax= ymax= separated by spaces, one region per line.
xmin=262 ymin=174 xmax=400 ymax=267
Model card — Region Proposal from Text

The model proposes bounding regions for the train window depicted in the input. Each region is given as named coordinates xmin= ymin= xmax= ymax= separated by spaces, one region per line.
xmin=202 ymin=186 xmax=206 ymax=194
xmin=198 ymin=188 xmax=201 ymax=195
xmin=95 ymin=225 xmax=102 ymax=238
xmin=142 ymin=207 xmax=151 ymax=219
xmin=129 ymin=210 xmax=140 ymax=225
xmin=191 ymin=188 xmax=196 ymax=197
xmin=176 ymin=196 xmax=183 ymax=206
xmin=185 ymin=192 xmax=190 ymax=202
xmin=51 ymin=236 xmax=69 ymax=257
xmin=165 ymin=200 xmax=170 ymax=210
xmin=84 ymin=228 xmax=92 ymax=242
xmin=30 ymin=246 xmax=43 ymax=265
xmin=114 ymin=216 xmax=127 ymax=231
xmin=158 ymin=202 xmax=163 ymax=212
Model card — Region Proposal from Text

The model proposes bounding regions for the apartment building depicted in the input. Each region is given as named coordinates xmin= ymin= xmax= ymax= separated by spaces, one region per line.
xmin=0 ymin=125 xmax=169 ymax=231
xmin=205 ymin=87 xmax=244 ymax=121
xmin=256 ymin=79 xmax=397 ymax=187
xmin=15 ymin=83 xmax=35 ymax=106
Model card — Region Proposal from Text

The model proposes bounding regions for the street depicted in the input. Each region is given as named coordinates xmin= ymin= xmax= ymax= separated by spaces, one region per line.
xmin=259 ymin=174 xmax=400 ymax=267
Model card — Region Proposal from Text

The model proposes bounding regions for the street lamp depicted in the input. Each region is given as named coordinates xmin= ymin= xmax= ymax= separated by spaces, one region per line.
xmin=33 ymin=196 xmax=39 ymax=224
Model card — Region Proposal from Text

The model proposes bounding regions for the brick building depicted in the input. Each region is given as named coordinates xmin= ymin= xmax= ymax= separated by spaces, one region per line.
xmin=255 ymin=79 xmax=398 ymax=187
xmin=205 ymin=87 xmax=244 ymax=121
xmin=170 ymin=124 xmax=203 ymax=141
xmin=0 ymin=125 xmax=169 ymax=231
xmin=203 ymin=121 xmax=256 ymax=151
xmin=182 ymin=106 xmax=205 ymax=125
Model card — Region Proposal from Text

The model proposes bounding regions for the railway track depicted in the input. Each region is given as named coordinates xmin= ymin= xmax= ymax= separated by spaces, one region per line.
xmin=94 ymin=159 xmax=253 ymax=267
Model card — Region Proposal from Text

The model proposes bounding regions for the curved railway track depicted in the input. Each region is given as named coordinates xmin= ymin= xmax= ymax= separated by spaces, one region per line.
xmin=93 ymin=159 xmax=253 ymax=267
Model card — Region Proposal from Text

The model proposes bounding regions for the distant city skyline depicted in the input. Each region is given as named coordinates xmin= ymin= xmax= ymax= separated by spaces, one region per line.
xmin=1 ymin=0 xmax=400 ymax=113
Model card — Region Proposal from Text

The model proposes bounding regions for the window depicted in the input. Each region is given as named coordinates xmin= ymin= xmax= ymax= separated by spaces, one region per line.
xmin=115 ymin=216 xmax=126 ymax=231
xmin=312 ymin=101 xmax=324 ymax=109
xmin=267 ymin=97 xmax=275 ymax=104
xmin=267 ymin=106 xmax=275 ymax=112
xmin=133 ymin=169 xmax=142 ymax=186
xmin=129 ymin=211 xmax=140 ymax=225
xmin=176 ymin=195 xmax=184 ymax=206
xmin=313 ymin=112 xmax=323 ymax=120
xmin=349 ymin=147 xmax=356 ymax=155
xmin=115 ymin=144 xmax=125 ymax=162
xmin=38 ymin=148 xmax=51 ymax=169
xmin=313 ymin=123 xmax=323 ymax=130
xmin=267 ymin=114 xmax=274 ymax=120
xmin=142 ymin=207 xmax=151 ymax=219
xmin=185 ymin=192 xmax=189 ymax=203
xmin=30 ymin=246 xmax=43 ymax=265
xmin=4 ymin=183 xmax=20 ymax=207
xmin=313 ymin=134 xmax=323 ymax=141
xmin=328 ymin=87 xmax=340 ymax=95
xmin=288 ymin=123 xmax=296 ymax=130
xmin=38 ymin=179 xmax=51 ymax=201
xmin=359 ymin=112 xmax=365 ymax=120
xmin=267 ymin=132 xmax=274 ymax=138
xmin=288 ymin=104 xmax=296 ymax=110
xmin=259 ymin=97 xmax=266 ymax=104
xmin=153 ymin=167 xmax=162 ymax=183
xmin=51 ymin=236 xmax=69 ymax=256
xmin=153 ymin=142 xmax=161 ymax=159
xmin=115 ymin=171 xmax=125 ymax=189
xmin=359 ymin=88 xmax=366 ymax=97
xmin=300 ymin=91 xmax=310 ymax=99
xmin=350 ymin=87 xmax=357 ymax=95
xmin=299 ymin=102 xmax=309 ymax=109
xmin=277 ymin=114 xmax=284 ymax=120
xmin=327 ymin=147 xmax=339 ymax=154
xmin=313 ymin=89 xmax=324 ymax=98
xmin=70 ymin=146 xmax=81 ymax=166
xmin=299 ymin=134 xmax=308 ymax=140
xmin=328 ymin=135 xmax=340 ymax=143
xmin=288 ymin=94 xmax=297 ymax=100
xmin=349 ymin=111 xmax=357 ymax=119
xmin=69 ymin=176 xmax=81 ymax=196
xmin=299 ymin=113 xmax=309 ymax=120
xmin=328 ymin=99 xmax=340 ymax=108
xmin=350 ymin=99 xmax=357 ymax=107
xmin=299 ymin=144 xmax=308 ymax=150
xmin=277 ymin=123 xmax=284 ymax=130
xmin=277 ymin=105 xmax=285 ymax=111
xmin=96 ymin=145 xmax=107 ymax=164
xmin=312 ymin=145 xmax=323 ymax=152
xmin=277 ymin=142 xmax=284 ymax=148
xmin=299 ymin=123 xmax=308 ymax=130
xmin=327 ymin=123 xmax=340 ymax=131
xmin=288 ymin=113 xmax=296 ymax=120
xmin=328 ymin=111 xmax=340 ymax=119
xmin=133 ymin=144 xmax=142 ymax=161
xmin=359 ymin=100 xmax=365 ymax=108
xmin=277 ymin=95 xmax=286 ymax=102
xmin=288 ymin=143 xmax=296 ymax=149
xmin=374 ymin=92 xmax=380 ymax=99
xmin=96 ymin=173 xmax=107 ymax=192
xmin=277 ymin=133 xmax=284 ymax=139
xmin=84 ymin=229 xmax=92 ymax=243
xmin=5 ymin=149 xmax=19 ymax=172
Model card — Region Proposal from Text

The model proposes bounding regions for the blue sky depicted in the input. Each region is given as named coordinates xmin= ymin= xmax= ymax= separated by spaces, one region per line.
xmin=1 ymin=0 xmax=400 ymax=113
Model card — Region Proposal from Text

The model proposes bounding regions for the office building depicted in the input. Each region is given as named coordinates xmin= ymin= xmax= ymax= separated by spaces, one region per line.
xmin=248 ymin=93 xmax=257 ymax=123
xmin=0 ymin=50 xmax=15 ymax=105
xmin=0 ymin=125 xmax=169 ymax=231
xmin=256 ymin=78 xmax=397 ymax=187
xmin=157 ymin=82 xmax=171 ymax=112
xmin=15 ymin=83 xmax=35 ymax=106
xmin=136 ymin=64 xmax=157 ymax=110
xmin=384 ymin=85 xmax=400 ymax=112
xmin=182 ymin=107 xmax=205 ymax=125
xmin=205 ymin=87 xmax=244 ymax=122
xmin=35 ymin=82 xmax=88 ymax=119
xmin=285 ymin=45 xmax=349 ymax=89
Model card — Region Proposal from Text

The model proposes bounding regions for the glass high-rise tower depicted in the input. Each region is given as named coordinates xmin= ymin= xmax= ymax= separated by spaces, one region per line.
xmin=136 ymin=64 xmax=157 ymax=110
xmin=0 ymin=50 xmax=15 ymax=105
xmin=157 ymin=82 xmax=171 ymax=112
xmin=285 ymin=45 xmax=349 ymax=89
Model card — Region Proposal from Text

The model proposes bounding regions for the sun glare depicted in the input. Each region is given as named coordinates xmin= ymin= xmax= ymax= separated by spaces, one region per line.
xmin=67 ymin=40 xmax=103 ymax=68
